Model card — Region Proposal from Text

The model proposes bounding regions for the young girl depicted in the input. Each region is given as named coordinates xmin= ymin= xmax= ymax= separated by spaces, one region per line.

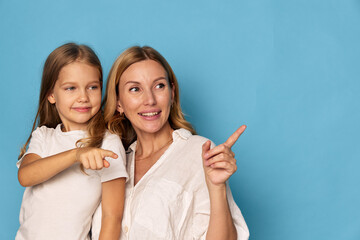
xmin=16 ymin=43 xmax=128 ymax=240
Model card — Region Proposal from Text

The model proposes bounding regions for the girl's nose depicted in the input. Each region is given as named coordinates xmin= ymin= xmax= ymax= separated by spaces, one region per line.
xmin=78 ymin=90 xmax=89 ymax=102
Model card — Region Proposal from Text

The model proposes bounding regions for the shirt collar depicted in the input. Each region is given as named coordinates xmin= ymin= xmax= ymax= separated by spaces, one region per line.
xmin=55 ymin=123 xmax=86 ymax=136
xmin=172 ymin=128 xmax=192 ymax=140
xmin=127 ymin=128 xmax=192 ymax=153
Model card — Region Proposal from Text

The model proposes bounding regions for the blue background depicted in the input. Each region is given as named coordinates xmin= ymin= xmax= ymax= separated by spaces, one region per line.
xmin=1 ymin=0 xmax=359 ymax=239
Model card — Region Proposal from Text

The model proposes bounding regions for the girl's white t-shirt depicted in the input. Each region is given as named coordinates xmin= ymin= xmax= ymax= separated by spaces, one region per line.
xmin=15 ymin=124 xmax=128 ymax=240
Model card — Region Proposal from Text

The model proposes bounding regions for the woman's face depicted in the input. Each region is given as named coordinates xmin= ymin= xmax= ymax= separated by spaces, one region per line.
xmin=117 ymin=60 xmax=174 ymax=135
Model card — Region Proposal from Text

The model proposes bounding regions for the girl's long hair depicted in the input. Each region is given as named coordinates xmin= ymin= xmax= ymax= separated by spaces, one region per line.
xmin=19 ymin=43 xmax=106 ymax=159
xmin=103 ymin=46 xmax=196 ymax=149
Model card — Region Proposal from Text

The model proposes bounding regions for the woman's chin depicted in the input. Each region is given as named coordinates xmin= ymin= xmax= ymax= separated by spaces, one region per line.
xmin=134 ymin=121 xmax=171 ymax=135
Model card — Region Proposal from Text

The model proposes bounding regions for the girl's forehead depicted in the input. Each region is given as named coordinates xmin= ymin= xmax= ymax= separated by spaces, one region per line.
xmin=56 ymin=62 xmax=101 ymax=84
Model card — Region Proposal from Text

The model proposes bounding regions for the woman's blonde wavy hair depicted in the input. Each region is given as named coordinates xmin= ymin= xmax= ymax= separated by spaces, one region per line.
xmin=19 ymin=43 xmax=106 ymax=160
xmin=103 ymin=46 xmax=196 ymax=149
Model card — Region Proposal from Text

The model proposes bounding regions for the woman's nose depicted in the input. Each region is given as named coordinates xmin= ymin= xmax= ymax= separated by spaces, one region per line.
xmin=143 ymin=89 xmax=156 ymax=105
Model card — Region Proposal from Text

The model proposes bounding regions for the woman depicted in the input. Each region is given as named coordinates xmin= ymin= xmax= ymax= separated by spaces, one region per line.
xmin=92 ymin=46 xmax=249 ymax=239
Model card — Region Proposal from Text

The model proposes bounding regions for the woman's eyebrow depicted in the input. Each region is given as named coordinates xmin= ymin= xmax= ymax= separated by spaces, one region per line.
xmin=124 ymin=77 xmax=167 ymax=85
xmin=153 ymin=77 xmax=167 ymax=82
xmin=124 ymin=80 xmax=140 ymax=85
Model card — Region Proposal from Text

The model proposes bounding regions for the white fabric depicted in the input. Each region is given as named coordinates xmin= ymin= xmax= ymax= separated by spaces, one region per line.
xmin=16 ymin=124 xmax=128 ymax=240
xmin=91 ymin=128 xmax=249 ymax=240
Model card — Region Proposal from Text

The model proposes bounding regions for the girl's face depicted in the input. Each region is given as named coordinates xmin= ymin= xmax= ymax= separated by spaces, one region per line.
xmin=48 ymin=62 xmax=101 ymax=131
xmin=117 ymin=60 xmax=174 ymax=136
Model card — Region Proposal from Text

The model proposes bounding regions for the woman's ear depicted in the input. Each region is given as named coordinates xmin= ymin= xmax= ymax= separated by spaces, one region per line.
xmin=116 ymin=99 xmax=123 ymax=114
xmin=171 ymin=83 xmax=175 ymax=104
xmin=47 ymin=92 xmax=56 ymax=104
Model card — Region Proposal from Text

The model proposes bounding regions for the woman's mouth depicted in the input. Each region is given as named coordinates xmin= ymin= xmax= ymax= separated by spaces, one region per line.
xmin=139 ymin=111 xmax=160 ymax=116
xmin=138 ymin=111 xmax=162 ymax=119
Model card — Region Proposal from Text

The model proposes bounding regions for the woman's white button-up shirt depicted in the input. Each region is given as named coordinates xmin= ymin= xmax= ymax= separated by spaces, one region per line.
xmin=92 ymin=128 xmax=249 ymax=240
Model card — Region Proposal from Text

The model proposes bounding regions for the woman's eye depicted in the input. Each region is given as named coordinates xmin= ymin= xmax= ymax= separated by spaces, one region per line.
xmin=155 ymin=83 xmax=165 ymax=89
xmin=129 ymin=87 xmax=140 ymax=92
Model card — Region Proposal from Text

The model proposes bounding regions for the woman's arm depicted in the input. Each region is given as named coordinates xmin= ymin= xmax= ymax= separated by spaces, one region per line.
xmin=206 ymin=183 xmax=237 ymax=240
xmin=202 ymin=126 xmax=247 ymax=240
xmin=98 ymin=178 xmax=126 ymax=240
xmin=18 ymin=148 xmax=117 ymax=187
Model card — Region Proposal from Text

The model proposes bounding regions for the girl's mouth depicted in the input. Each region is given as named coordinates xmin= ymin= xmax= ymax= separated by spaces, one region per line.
xmin=73 ymin=107 xmax=91 ymax=112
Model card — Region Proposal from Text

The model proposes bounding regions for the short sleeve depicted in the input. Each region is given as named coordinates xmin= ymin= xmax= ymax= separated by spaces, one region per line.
xmin=96 ymin=132 xmax=128 ymax=182
xmin=16 ymin=127 xmax=46 ymax=168
xmin=90 ymin=133 xmax=128 ymax=240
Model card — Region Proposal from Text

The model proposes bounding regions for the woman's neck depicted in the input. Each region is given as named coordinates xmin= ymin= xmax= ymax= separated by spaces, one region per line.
xmin=135 ymin=123 xmax=174 ymax=159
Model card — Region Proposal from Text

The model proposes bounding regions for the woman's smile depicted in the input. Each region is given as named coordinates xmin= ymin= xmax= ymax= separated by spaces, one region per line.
xmin=138 ymin=109 xmax=162 ymax=119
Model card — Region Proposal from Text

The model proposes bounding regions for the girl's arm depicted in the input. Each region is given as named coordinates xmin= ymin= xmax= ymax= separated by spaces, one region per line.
xmin=202 ymin=126 xmax=247 ymax=240
xmin=99 ymin=177 xmax=126 ymax=240
xmin=18 ymin=147 xmax=117 ymax=187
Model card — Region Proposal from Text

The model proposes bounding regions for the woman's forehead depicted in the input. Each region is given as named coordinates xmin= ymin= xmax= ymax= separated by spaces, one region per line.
xmin=120 ymin=60 xmax=167 ymax=83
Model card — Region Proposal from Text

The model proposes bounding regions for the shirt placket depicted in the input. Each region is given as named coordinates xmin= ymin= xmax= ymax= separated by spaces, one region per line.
xmin=123 ymin=150 xmax=135 ymax=239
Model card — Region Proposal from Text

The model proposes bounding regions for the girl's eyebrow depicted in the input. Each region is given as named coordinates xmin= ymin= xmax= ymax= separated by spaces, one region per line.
xmin=87 ymin=80 xmax=101 ymax=84
xmin=60 ymin=80 xmax=100 ymax=86
xmin=59 ymin=81 xmax=77 ymax=86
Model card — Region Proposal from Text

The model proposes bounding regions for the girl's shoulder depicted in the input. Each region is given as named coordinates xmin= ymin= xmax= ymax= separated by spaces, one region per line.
xmin=102 ymin=131 xmax=124 ymax=149
xmin=31 ymin=125 xmax=58 ymax=139
xmin=103 ymin=130 xmax=121 ymax=142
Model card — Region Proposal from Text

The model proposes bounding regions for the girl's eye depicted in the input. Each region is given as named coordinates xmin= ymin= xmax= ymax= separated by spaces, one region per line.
xmin=129 ymin=87 xmax=140 ymax=92
xmin=65 ymin=86 xmax=75 ymax=91
xmin=155 ymin=83 xmax=165 ymax=89
xmin=89 ymin=85 xmax=99 ymax=90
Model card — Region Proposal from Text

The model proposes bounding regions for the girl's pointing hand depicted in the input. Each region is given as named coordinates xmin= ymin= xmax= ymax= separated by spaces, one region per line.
xmin=76 ymin=147 xmax=118 ymax=170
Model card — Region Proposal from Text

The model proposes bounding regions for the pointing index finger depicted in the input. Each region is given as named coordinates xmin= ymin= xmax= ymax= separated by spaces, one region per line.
xmin=102 ymin=149 xmax=118 ymax=159
xmin=224 ymin=125 xmax=246 ymax=148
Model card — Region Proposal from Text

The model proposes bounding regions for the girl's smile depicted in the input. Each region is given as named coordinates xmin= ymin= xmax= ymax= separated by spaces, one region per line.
xmin=72 ymin=107 xmax=92 ymax=112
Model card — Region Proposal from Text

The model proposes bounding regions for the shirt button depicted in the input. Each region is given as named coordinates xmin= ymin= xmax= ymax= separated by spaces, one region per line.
xmin=124 ymin=226 xmax=129 ymax=233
